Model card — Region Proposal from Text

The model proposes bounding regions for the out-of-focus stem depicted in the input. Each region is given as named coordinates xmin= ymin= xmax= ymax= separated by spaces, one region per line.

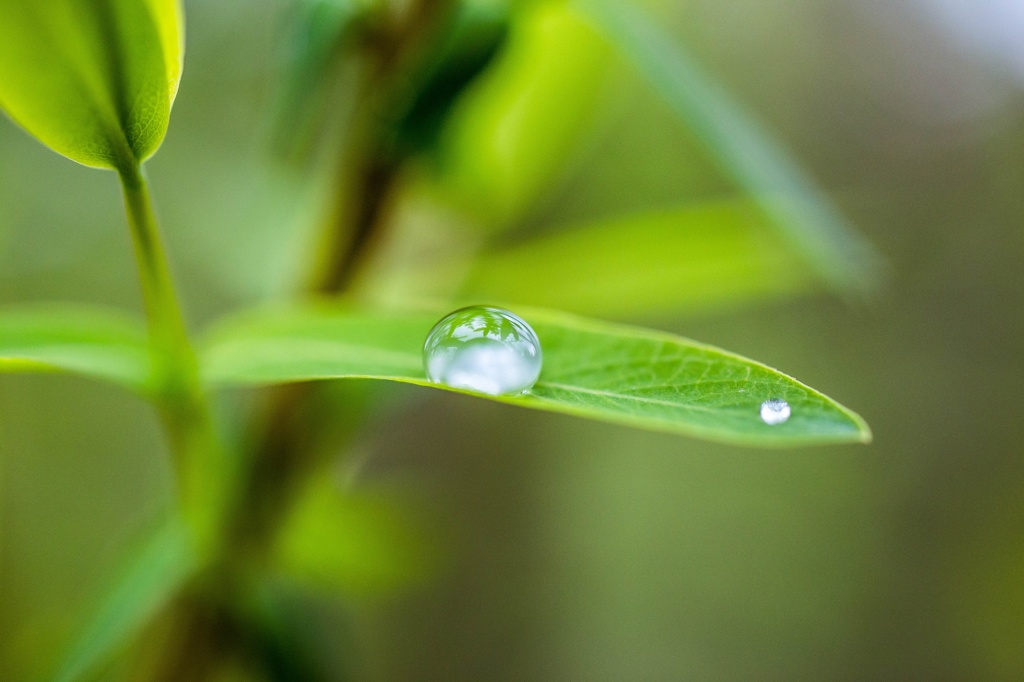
xmin=156 ymin=1 xmax=454 ymax=677
xmin=244 ymin=0 xmax=455 ymax=530
xmin=118 ymin=164 xmax=228 ymax=554
xmin=309 ymin=0 xmax=455 ymax=294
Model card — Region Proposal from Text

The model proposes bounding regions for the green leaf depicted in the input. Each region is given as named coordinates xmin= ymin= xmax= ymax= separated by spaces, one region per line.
xmin=271 ymin=0 xmax=368 ymax=163
xmin=53 ymin=517 xmax=196 ymax=682
xmin=201 ymin=304 xmax=870 ymax=447
xmin=456 ymin=201 xmax=818 ymax=318
xmin=575 ymin=0 xmax=883 ymax=296
xmin=391 ymin=1 xmax=510 ymax=157
xmin=436 ymin=2 xmax=613 ymax=225
xmin=0 ymin=304 xmax=153 ymax=393
xmin=274 ymin=475 xmax=440 ymax=595
xmin=0 ymin=0 xmax=184 ymax=171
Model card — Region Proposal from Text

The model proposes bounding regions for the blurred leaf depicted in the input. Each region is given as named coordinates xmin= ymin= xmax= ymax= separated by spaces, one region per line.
xmin=274 ymin=476 xmax=440 ymax=594
xmin=271 ymin=0 xmax=369 ymax=163
xmin=54 ymin=518 xmax=196 ymax=682
xmin=456 ymin=201 xmax=817 ymax=318
xmin=436 ymin=1 xmax=612 ymax=224
xmin=274 ymin=0 xmax=510 ymax=166
xmin=390 ymin=0 xmax=510 ymax=157
xmin=576 ymin=0 xmax=883 ymax=296
xmin=0 ymin=0 xmax=183 ymax=171
xmin=0 ymin=304 xmax=152 ymax=393
xmin=201 ymin=304 xmax=870 ymax=447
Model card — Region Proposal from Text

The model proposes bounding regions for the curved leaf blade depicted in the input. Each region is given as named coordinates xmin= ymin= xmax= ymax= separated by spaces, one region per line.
xmin=201 ymin=304 xmax=870 ymax=447
xmin=0 ymin=0 xmax=184 ymax=171
xmin=0 ymin=304 xmax=152 ymax=393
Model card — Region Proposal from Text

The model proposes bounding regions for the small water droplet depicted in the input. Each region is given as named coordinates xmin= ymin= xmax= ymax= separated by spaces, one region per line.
xmin=423 ymin=306 xmax=542 ymax=396
xmin=760 ymin=399 xmax=791 ymax=425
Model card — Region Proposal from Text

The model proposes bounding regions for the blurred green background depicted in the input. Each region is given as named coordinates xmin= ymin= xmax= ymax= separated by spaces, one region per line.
xmin=2 ymin=0 xmax=1023 ymax=679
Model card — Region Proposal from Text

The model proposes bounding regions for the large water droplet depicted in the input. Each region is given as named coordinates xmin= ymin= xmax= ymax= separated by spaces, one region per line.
xmin=423 ymin=306 xmax=542 ymax=396
xmin=760 ymin=399 xmax=791 ymax=425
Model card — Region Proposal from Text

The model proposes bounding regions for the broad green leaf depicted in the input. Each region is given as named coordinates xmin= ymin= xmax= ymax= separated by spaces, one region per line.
xmin=53 ymin=517 xmax=196 ymax=682
xmin=274 ymin=475 xmax=440 ymax=595
xmin=0 ymin=0 xmax=184 ymax=171
xmin=457 ymin=201 xmax=817 ymax=318
xmin=575 ymin=0 xmax=883 ymax=296
xmin=201 ymin=304 xmax=870 ymax=447
xmin=0 ymin=304 xmax=153 ymax=393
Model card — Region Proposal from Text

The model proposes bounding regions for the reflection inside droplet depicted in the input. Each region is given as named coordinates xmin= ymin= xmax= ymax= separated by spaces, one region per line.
xmin=423 ymin=306 xmax=542 ymax=396
xmin=760 ymin=399 xmax=791 ymax=425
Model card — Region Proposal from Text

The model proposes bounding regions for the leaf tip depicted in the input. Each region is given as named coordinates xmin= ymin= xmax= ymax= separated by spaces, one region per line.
xmin=845 ymin=409 xmax=873 ymax=445
xmin=858 ymin=422 xmax=874 ymax=445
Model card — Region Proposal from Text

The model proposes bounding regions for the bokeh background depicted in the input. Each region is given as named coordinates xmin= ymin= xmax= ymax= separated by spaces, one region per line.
xmin=2 ymin=0 xmax=1023 ymax=679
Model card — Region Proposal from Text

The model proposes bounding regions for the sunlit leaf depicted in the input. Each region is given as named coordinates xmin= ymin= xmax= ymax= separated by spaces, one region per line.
xmin=53 ymin=518 xmax=196 ymax=682
xmin=576 ymin=0 xmax=883 ymax=296
xmin=201 ymin=304 xmax=870 ymax=447
xmin=0 ymin=0 xmax=184 ymax=171
xmin=0 ymin=304 xmax=152 ymax=393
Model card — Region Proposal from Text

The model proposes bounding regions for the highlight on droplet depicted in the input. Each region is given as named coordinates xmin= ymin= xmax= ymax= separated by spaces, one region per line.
xmin=760 ymin=398 xmax=791 ymax=425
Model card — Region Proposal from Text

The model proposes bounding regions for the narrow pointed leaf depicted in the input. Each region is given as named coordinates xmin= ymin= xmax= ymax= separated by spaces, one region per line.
xmin=0 ymin=0 xmax=184 ymax=171
xmin=0 ymin=304 xmax=152 ymax=393
xmin=576 ymin=0 xmax=883 ymax=296
xmin=54 ymin=518 xmax=196 ymax=682
xmin=201 ymin=304 xmax=870 ymax=447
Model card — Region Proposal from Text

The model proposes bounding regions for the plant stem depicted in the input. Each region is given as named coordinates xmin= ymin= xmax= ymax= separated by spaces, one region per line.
xmin=155 ymin=1 xmax=454 ymax=676
xmin=118 ymin=164 xmax=227 ymax=554
xmin=308 ymin=0 xmax=454 ymax=294
xmin=240 ymin=0 xmax=455 ymax=537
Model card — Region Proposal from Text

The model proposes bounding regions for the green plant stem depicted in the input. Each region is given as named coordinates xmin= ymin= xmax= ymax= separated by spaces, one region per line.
xmin=238 ymin=0 xmax=455 ymax=538
xmin=118 ymin=164 xmax=228 ymax=554
xmin=152 ymin=3 xmax=454 ymax=677
xmin=308 ymin=0 xmax=454 ymax=294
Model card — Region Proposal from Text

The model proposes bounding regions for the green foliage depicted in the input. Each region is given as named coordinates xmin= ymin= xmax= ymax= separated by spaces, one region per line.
xmin=437 ymin=1 xmax=613 ymax=224
xmin=0 ymin=300 xmax=867 ymax=447
xmin=201 ymin=304 xmax=869 ymax=447
xmin=0 ymin=304 xmax=152 ymax=393
xmin=0 ymin=0 xmax=183 ymax=172
xmin=577 ymin=0 xmax=883 ymax=296
xmin=391 ymin=1 xmax=511 ymax=157
xmin=272 ymin=0 xmax=371 ymax=162
xmin=455 ymin=201 xmax=817 ymax=317
xmin=0 ymin=1 xmax=883 ymax=678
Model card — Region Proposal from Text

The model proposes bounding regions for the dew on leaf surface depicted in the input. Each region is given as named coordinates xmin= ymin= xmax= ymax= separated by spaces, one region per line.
xmin=423 ymin=306 xmax=542 ymax=396
xmin=760 ymin=398 xmax=791 ymax=425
